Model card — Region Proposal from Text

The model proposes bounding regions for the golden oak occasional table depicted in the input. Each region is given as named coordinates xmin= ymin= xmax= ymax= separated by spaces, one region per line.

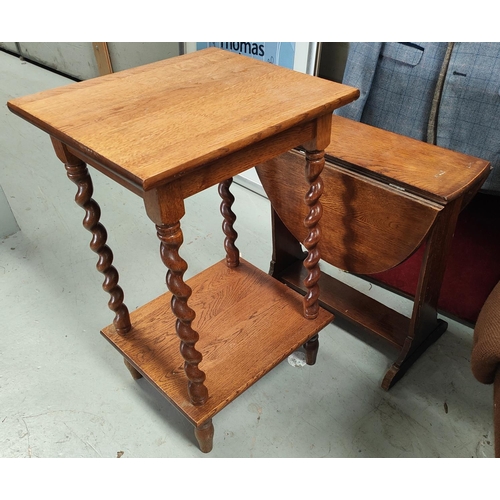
xmin=8 ymin=48 xmax=359 ymax=452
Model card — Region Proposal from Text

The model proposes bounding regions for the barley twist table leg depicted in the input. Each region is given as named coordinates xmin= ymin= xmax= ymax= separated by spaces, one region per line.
xmin=157 ymin=222 xmax=209 ymax=406
xmin=302 ymin=149 xmax=325 ymax=365
xmin=64 ymin=160 xmax=132 ymax=336
xmin=219 ymin=178 xmax=240 ymax=268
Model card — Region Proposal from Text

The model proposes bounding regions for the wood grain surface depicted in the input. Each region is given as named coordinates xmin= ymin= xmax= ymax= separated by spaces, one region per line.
xmin=257 ymin=151 xmax=441 ymax=274
xmin=101 ymin=259 xmax=333 ymax=425
xmin=8 ymin=48 xmax=359 ymax=191
xmin=279 ymin=260 xmax=410 ymax=349
xmin=327 ymin=115 xmax=491 ymax=203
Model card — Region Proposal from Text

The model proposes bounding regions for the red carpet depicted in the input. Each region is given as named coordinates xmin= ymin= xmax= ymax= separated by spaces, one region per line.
xmin=370 ymin=193 xmax=500 ymax=325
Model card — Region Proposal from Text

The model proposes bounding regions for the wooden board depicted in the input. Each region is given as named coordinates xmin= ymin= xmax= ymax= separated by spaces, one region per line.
xmin=278 ymin=260 xmax=410 ymax=349
xmin=327 ymin=115 xmax=491 ymax=204
xmin=92 ymin=42 xmax=113 ymax=76
xmin=7 ymin=48 xmax=359 ymax=191
xmin=101 ymin=259 xmax=333 ymax=426
xmin=256 ymin=151 xmax=441 ymax=274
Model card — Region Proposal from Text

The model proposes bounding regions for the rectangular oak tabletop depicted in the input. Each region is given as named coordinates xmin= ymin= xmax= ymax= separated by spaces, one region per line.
xmin=8 ymin=48 xmax=359 ymax=191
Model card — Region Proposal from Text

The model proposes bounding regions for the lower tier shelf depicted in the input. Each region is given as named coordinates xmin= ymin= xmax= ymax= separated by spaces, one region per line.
xmin=101 ymin=258 xmax=333 ymax=426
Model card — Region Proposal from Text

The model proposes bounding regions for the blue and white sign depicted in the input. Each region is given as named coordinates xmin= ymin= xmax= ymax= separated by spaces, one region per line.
xmin=196 ymin=42 xmax=296 ymax=70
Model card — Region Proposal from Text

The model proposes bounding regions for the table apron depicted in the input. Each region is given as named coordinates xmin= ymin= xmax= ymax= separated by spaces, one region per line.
xmin=60 ymin=117 xmax=321 ymax=201
xmin=64 ymin=144 xmax=144 ymax=197
xmin=169 ymin=119 xmax=318 ymax=200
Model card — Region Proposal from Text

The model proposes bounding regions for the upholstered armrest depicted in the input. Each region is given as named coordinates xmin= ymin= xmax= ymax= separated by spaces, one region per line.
xmin=472 ymin=281 xmax=500 ymax=384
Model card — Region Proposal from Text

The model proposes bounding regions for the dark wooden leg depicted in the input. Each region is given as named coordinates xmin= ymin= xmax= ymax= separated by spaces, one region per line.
xmin=302 ymin=149 xmax=324 ymax=320
xmin=303 ymin=334 xmax=319 ymax=365
xmin=381 ymin=198 xmax=462 ymax=390
xmin=269 ymin=208 xmax=306 ymax=277
xmin=194 ymin=419 xmax=214 ymax=453
xmin=51 ymin=139 xmax=132 ymax=336
xmin=156 ymin=221 xmax=209 ymax=406
xmin=300 ymin=149 xmax=326 ymax=364
xmin=268 ymin=206 xmax=317 ymax=364
xmin=123 ymin=359 xmax=143 ymax=380
xmin=219 ymin=178 xmax=239 ymax=268
xmin=144 ymin=188 xmax=211 ymax=449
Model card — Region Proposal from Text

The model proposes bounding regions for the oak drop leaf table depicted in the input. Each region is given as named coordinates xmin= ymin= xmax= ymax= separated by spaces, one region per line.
xmin=8 ymin=48 xmax=359 ymax=452
xmin=256 ymin=116 xmax=491 ymax=390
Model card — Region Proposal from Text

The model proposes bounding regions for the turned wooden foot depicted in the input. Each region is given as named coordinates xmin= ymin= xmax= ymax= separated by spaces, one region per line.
xmin=124 ymin=359 xmax=143 ymax=380
xmin=303 ymin=334 xmax=319 ymax=365
xmin=194 ymin=419 xmax=214 ymax=453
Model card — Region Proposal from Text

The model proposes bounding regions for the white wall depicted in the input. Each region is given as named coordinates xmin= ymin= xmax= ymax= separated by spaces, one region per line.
xmin=0 ymin=42 xmax=181 ymax=80
xmin=107 ymin=42 xmax=180 ymax=72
